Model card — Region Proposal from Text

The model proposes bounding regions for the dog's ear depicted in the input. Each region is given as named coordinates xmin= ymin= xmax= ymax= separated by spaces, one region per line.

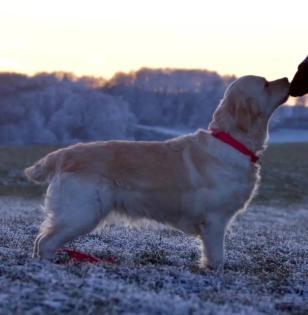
xmin=230 ymin=97 xmax=257 ymax=132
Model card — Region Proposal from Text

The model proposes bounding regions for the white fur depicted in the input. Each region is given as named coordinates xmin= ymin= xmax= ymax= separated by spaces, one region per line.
xmin=26 ymin=75 xmax=290 ymax=268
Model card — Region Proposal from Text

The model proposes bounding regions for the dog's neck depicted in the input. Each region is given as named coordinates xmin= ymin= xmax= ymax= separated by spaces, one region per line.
xmin=209 ymin=129 xmax=260 ymax=163
xmin=208 ymin=120 xmax=269 ymax=161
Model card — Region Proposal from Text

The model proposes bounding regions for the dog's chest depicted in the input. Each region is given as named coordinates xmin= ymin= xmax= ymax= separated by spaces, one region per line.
xmin=196 ymin=161 xmax=259 ymax=213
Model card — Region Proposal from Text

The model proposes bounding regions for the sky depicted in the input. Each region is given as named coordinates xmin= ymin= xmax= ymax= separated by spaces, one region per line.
xmin=0 ymin=0 xmax=307 ymax=80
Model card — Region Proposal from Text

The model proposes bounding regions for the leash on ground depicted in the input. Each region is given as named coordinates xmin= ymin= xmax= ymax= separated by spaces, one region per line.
xmin=57 ymin=248 xmax=116 ymax=264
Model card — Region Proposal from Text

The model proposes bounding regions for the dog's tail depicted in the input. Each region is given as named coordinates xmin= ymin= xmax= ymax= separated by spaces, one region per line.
xmin=24 ymin=151 xmax=59 ymax=184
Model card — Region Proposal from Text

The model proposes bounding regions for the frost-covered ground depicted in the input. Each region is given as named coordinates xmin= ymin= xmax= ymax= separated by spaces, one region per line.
xmin=0 ymin=197 xmax=307 ymax=315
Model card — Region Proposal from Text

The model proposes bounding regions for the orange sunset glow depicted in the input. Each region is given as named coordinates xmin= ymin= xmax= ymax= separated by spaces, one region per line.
xmin=0 ymin=0 xmax=307 ymax=81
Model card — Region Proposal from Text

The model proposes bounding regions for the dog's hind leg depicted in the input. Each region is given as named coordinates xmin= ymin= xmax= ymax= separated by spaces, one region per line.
xmin=199 ymin=214 xmax=229 ymax=269
xmin=36 ymin=221 xmax=96 ymax=259
xmin=33 ymin=232 xmax=44 ymax=258
xmin=34 ymin=173 xmax=113 ymax=259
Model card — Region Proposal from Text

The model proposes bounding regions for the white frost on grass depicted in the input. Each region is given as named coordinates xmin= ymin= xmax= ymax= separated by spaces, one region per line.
xmin=0 ymin=197 xmax=307 ymax=315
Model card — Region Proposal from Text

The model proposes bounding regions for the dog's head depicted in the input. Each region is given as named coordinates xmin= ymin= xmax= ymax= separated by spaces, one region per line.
xmin=210 ymin=75 xmax=290 ymax=150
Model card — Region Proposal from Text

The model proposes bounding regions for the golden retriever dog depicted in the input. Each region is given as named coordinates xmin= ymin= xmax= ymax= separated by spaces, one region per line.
xmin=25 ymin=75 xmax=289 ymax=268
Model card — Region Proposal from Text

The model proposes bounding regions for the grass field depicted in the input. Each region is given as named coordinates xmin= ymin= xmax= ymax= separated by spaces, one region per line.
xmin=0 ymin=144 xmax=307 ymax=314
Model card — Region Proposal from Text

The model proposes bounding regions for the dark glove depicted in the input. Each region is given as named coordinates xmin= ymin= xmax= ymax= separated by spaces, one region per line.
xmin=289 ymin=56 xmax=308 ymax=97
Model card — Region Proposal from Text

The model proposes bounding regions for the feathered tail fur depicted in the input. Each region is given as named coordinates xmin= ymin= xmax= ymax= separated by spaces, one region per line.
xmin=24 ymin=151 xmax=59 ymax=184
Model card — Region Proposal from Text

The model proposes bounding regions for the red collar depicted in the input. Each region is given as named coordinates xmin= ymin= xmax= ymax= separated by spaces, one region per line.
xmin=209 ymin=129 xmax=259 ymax=164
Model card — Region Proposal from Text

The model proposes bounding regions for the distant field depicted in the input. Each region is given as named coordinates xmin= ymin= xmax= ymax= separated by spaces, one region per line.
xmin=0 ymin=143 xmax=307 ymax=204
xmin=258 ymin=143 xmax=308 ymax=205
xmin=0 ymin=146 xmax=57 ymax=196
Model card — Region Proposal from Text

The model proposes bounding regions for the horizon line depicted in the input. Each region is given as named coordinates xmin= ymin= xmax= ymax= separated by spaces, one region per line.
xmin=0 ymin=66 xmax=238 ymax=80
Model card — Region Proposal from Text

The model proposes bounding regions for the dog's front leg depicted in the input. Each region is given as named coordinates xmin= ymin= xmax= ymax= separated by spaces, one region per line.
xmin=200 ymin=215 xmax=229 ymax=269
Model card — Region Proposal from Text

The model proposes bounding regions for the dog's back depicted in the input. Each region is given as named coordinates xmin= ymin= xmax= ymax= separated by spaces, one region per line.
xmin=25 ymin=132 xmax=211 ymax=189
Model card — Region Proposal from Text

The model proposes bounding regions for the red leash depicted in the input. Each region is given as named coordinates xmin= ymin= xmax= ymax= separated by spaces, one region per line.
xmin=58 ymin=249 xmax=115 ymax=264
xmin=209 ymin=129 xmax=259 ymax=163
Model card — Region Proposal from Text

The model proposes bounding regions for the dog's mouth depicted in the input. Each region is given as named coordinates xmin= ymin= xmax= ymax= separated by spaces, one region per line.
xmin=272 ymin=77 xmax=290 ymax=106
xmin=279 ymin=89 xmax=290 ymax=105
